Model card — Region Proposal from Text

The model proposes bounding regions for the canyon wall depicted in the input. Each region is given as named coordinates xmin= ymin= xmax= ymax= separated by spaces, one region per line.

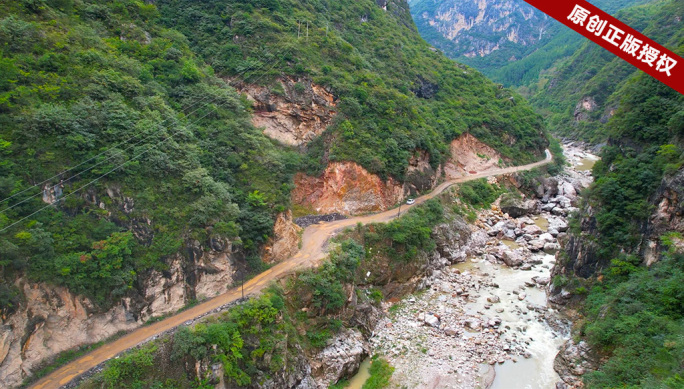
xmin=410 ymin=0 xmax=552 ymax=58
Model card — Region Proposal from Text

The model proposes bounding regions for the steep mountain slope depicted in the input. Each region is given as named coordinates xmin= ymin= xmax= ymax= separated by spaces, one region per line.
xmin=0 ymin=0 xmax=551 ymax=386
xmin=531 ymin=0 xmax=683 ymax=144
xmin=409 ymin=0 xmax=649 ymax=86
xmin=547 ymin=1 xmax=684 ymax=386
xmin=156 ymin=0 xmax=549 ymax=182
xmin=409 ymin=0 xmax=553 ymax=64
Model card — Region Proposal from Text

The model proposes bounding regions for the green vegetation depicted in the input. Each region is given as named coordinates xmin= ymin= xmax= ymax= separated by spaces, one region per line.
xmin=541 ymin=2 xmax=684 ymax=386
xmin=102 ymin=344 xmax=158 ymax=388
xmin=156 ymin=0 xmax=549 ymax=182
xmin=362 ymin=199 xmax=443 ymax=262
xmin=587 ymin=75 xmax=684 ymax=259
xmin=458 ymin=179 xmax=501 ymax=209
xmin=566 ymin=69 xmax=684 ymax=388
xmin=80 ymin=198 xmax=454 ymax=388
xmin=581 ymin=238 xmax=684 ymax=388
xmin=529 ymin=0 xmax=684 ymax=144
xmin=85 ymin=292 xmax=299 ymax=389
xmin=0 ymin=0 xmax=551 ymax=315
xmin=0 ymin=0 xmax=300 ymax=309
xmin=362 ymin=357 xmax=394 ymax=389
xmin=299 ymin=239 xmax=364 ymax=314
xmin=329 ymin=379 xmax=349 ymax=389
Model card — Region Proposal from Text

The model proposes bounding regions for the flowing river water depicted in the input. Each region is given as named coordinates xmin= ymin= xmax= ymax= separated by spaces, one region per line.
xmin=346 ymin=145 xmax=595 ymax=388
xmin=461 ymin=242 xmax=568 ymax=388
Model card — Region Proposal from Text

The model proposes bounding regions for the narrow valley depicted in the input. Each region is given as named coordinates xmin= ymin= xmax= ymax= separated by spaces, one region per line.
xmin=0 ymin=0 xmax=682 ymax=388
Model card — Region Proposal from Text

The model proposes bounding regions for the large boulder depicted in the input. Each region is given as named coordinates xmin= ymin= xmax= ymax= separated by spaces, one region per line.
xmin=523 ymin=224 xmax=543 ymax=235
xmin=540 ymin=177 xmax=559 ymax=198
xmin=502 ymin=250 xmax=525 ymax=267
xmin=554 ymin=340 xmax=601 ymax=388
xmin=311 ymin=329 xmax=368 ymax=388
xmin=548 ymin=217 xmax=569 ymax=232
xmin=539 ymin=233 xmax=555 ymax=243
xmin=558 ymin=181 xmax=577 ymax=198
xmin=555 ymin=196 xmax=572 ymax=209
xmin=500 ymin=195 xmax=539 ymax=218
xmin=528 ymin=240 xmax=545 ymax=252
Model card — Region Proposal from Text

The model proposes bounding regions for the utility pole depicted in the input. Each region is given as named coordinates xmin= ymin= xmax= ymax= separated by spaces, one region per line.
xmin=306 ymin=21 xmax=309 ymax=40
xmin=298 ymin=20 xmax=301 ymax=39
xmin=241 ymin=272 xmax=244 ymax=299
xmin=397 ymin=203 xmax=402 ymax=217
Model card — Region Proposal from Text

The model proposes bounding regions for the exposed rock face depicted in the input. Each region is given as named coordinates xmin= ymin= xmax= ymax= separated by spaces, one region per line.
xmin=411 ymin=75 xmax=439 ymax=99
xmin=254 ymin=351 xmax=318 ymax=389
xmin=234 ymin=77 xmax=336 ymax=146
xmin=292 ymin=133 xmax=505 ymax=216
xmin=310 ymin=329 xmax=368 ymax=388
xmin=0 ymin=283 xmax=141 ymax=387
xmin=550 ymin=146 xmax=684 ymax=287
xmin=410 ymin=0 xmax=552 ymax=58
xmin=264 ymin=211 xmax=302 ymax=264
xmin=444 ymin=133 xmax=504 ymax=178
xmin=554 ymin=340 xmax=601 ymax=388
xmin=574 ymin=96 xmax=597 ymax=122
xmin=0 ymin=238 xmax=237 ymax=388
xmin=432 ymin=218 xmax=472 ymax=263
xmin=406 ymin=149 xmax=439 ymax=193
xmin=292 ymin=162 xmax=405 ymax=216
xmin=643 ymin=167 xmax=684 ymax=265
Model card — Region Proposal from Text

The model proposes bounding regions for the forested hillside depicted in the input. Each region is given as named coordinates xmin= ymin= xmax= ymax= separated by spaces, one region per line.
xmin=546 ymin=1 xmax=684 ymax=387
xmin=408 ymin=0 xmax=648 ymax=87
xmin=0 ymin=0 xmax=302 ymax=311
xmin=156 ymin=0 xmax=549 ymax=181
xmin=530 ymin=0 xmax=684 ymax=144
xmin=0 ymin=0 xmax=552 ymax=385
xmin=0 ymin=0 xmax=548 ymax=313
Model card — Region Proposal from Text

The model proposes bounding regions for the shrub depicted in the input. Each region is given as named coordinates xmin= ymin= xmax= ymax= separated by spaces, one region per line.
xmin=363 ymin=357 xmax=394 ymax=389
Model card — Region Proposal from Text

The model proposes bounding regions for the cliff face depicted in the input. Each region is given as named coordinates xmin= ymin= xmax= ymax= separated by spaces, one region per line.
xmin=292 ymin=162 xmax=406 ymax=216
xmin=550 ymin=169 xmax=684 ymax=290
xmin=444 ymin=133 xmax=504 ymax=178
xmin=263 ymin=211 xmax=302 ymax=264
xmin=234 ymin=78 xmax=337 ymax=147
xmin=410 ymin=0 xmax=551 ymax=58
xmin=644 ymin=169 xmax=684 ymax=263
xmin=0 ymin=245 xmax=237 ymax=388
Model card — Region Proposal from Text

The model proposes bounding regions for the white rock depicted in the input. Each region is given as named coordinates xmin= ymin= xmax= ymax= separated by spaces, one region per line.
xmin=425 ymin=314 xmax=440 ymax=328
xmin=539 ymin=233 xmax=555 ymax=243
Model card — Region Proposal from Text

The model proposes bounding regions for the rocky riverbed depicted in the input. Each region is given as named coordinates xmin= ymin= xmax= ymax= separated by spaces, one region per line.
xmin=366 ymin=144 xmax=596 ymax=389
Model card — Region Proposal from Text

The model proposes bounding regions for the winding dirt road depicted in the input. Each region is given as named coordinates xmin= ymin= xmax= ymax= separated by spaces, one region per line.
xmin=30 ymin=150 xmax=551 ymax=389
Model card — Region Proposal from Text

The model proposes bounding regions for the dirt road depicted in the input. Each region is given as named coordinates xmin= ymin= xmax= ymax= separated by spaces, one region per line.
xmin=30 ymin=150 xmax=552 ymax=389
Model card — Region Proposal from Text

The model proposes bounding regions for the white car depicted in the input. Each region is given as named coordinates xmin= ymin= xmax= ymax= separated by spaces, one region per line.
xmin=406 ymin=199 xmax=416 ymax=205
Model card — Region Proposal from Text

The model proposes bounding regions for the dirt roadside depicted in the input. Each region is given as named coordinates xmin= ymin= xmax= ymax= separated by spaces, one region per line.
xmin=30 ymin=150 xmax=552 ymax=389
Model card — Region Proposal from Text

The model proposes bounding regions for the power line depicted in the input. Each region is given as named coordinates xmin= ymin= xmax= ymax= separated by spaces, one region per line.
xmin=0 ymin=48 xmax=283 ymax=207
xmin=0 ymin=45 xmax=294 ymax=234
xmin=0 ymin=95 xmax=222 ymax=214
xmin=0 ymin=93 xmax=217 ymax=206
xmin=0 ymin=101 xmax=224 ymax=234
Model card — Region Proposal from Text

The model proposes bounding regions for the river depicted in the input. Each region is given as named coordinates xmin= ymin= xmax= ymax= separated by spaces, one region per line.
xmin=364 ymin=144 xmax=596 ymax=388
